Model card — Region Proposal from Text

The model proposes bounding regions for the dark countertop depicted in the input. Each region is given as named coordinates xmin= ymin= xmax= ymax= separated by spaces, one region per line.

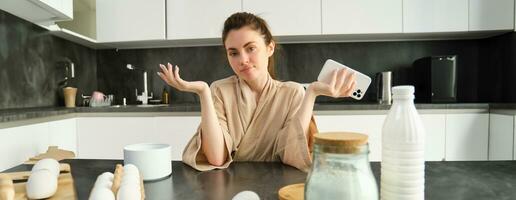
xmin=0 ymin=103 xmax=495 ymax=124
xmin=3 ymin=159 xmax=516 ymax=200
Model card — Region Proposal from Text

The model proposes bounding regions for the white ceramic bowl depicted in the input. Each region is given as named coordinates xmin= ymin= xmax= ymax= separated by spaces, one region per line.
xmin=123 ymin=143 xmax=172 ymax=181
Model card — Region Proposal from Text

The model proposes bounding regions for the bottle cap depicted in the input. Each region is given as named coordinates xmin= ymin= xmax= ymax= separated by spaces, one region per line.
xmin=392 ymin=85 xmax=414 ymax=95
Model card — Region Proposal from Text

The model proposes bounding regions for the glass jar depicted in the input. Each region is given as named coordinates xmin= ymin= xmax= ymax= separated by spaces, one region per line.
xmin=305 ymin=132 xmax=378 ymax=200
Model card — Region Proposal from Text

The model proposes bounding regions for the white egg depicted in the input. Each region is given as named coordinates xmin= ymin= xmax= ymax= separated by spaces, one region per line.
xmin=89 ymin=187 xmax=115 ymax=200
xmin=26 ymin=169 xmax=58 ymax=199
xmin=116 ymin=184 xmax=141 ymax=200
xmin=120 ymin=176 xmax=140 ymax=190
xmin=97 ymin=172 xmax=114 ymax=182
xmin=232 ymin=191 xmax=260 ymax=200
xmin=93 ymin=178 xmax=113 ymax=190
xmin=123 ymin=164 xmax=140 ymax=176
xmin=32 ymin=158 xmax=60 ymax=177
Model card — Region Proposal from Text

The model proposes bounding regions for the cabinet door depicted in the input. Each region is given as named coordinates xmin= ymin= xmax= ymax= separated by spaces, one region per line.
xmin=322 ymin=0 xmax=402 ymax=34
xmin=469 ymin=0 xmax=514 ymax=31
xmin=243 ymin=0 xmax=321 ymax=36
xmin=420 ymin=114 xmax=446 ymax=161
xmin=445 ymin=114 xmax=489 ymax=161
xmin=96 ymin=0 xmax=166 ymax=42
xmin=315 ymin=115 xmax=385 ymax=161
xmin=48 ymin=118 xmax=77 ymax=154
xmin=76 ymin=117 xmax=156 ymax=159
xmin=489 ymin=114 xmax=514 ymax=160
xmin=38 ymin=0 xmax=73 ymax=20
xmin=167 ymin=0 xmax=241 ymax=40
xmin=403 ymin=0 xmax=468 ymax=33
xmin=0 ymin=123 xmax=49 ymax=171
xmin=154 ymin=116 xmax=201 ymax=160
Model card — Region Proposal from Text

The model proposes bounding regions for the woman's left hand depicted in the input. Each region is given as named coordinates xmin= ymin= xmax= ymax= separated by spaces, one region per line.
xmin=308 ymin=68 xmax=356 ymax=98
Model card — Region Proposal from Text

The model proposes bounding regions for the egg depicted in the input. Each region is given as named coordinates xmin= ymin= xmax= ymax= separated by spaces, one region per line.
xmin=26 ymin=169 xmax=58 ymax=199
xmin=121 ymin=174 xmax=140 ymax=184
xmin=116 ymin=184 xmax=141 ymax=200
xmin=93 ymin=178 xmax=113 ymax=190
xmin=232 ymin=191 xmax=260 ymax=200
xmin=89 ymin=187 xmax=115 ymax=200
xmin=32 ymin=159 xmax=60 ymax=177
xmin=123 ymin=164 xmax=140 ymax=176
xmin=97 ymin=172 xmax=114 ymax=182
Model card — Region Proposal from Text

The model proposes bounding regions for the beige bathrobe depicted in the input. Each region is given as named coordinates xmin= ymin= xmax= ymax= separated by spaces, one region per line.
xmin=182 ymin=75 xmax=317 ymax=172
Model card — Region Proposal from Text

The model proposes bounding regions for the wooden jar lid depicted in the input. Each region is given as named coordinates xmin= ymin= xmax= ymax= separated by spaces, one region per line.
xmin=278 ymin=183 xmax=304 ymax=200
xmin=314 ymin=132 xmax=368 ymax=153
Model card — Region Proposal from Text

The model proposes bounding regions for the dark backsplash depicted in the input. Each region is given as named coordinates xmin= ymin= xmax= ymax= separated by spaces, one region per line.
xmin=2 ymin=7 xmax=516 ymax=109
xmin=0 ymin=10 xmax=97 ymax=109
xmin=97 ymin=39 xmax=481 ymax=104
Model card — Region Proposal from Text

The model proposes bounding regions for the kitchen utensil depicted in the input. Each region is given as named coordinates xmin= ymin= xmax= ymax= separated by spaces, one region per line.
xmin=0 ymin=163 xmax=77 ymax=199
xmin=123 ymin=143 xmax=172 ymax=181
xmin=278 ymin=183 xmax=304 ymax=200
xmin=375 ymin=71 xmax=392 ymax=105
xmin=63 ymin=87 xmax=77 ymax=108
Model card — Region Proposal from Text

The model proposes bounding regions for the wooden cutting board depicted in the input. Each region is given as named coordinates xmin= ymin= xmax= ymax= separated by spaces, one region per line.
xmin=278 ymin=183 xmax=304 ymax=200
xmin=0 ymin=163 xmax=77 ymax=200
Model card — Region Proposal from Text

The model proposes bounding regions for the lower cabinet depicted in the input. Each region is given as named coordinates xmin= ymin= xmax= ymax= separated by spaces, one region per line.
xmin=0 ymin=118 xmax=76 ymax=171
xmin=445 ymin=113 xmax=489 ymax=161
xmin=315 ymin=113 xmax=448 ymax=162
xmin=489 ymin=114 xmax=515 ymax=160
xmin=76 ymin=116 xmax=200 ymax=160
xmin=315 ymin=114 xmax=385 ymax=161
xmin=420 ymin=114 xmax=446 ymax=161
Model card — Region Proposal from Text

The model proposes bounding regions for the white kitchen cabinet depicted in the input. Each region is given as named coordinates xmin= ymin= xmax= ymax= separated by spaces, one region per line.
xmin=488 ymin=114 xmax=514 ymax=160
xmin=445 ymin=113 xmax=489 ymax=161
xmin=76 ymin=117 xmax=156 ymax=159
xmin=469 ymin=0 xmax=514 ymax=31
xmin=166 ymin=0 xmax=241 ymax=40
xmin=0 ymin=0 xmax=73 ymax=23
xmin=243 ymin=0 xmax=321 ymax=36
xmin=39 ymin=0 xmax=73 ymax=20
xmin=0 ymin=122 xmax=50 ymax=171
xmin=96 ymin=0 xmax=166 ymax=42
xmin=322 ymin=0 xmax=402 ymax=34
xmin=48 ymin=118 xmax=77 ymax=154
xmin=314 ymin=115 xmax=385 ymax=161
xmin=420 ymin=114 xmax=446 ymax=161
xmin=154 ymin=116 xmax=201 ymax=160
xmin=76 ymin=116 xmax=201 ymax=160
xmin=403 ymin=0 xmax=468 ymax=33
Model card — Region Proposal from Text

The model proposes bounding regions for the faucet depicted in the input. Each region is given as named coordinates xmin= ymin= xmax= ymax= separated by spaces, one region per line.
xmin=57 ymin=58 xmax=75 ymax=87
xmin=126 ymin=64 xmax=153 ymax=104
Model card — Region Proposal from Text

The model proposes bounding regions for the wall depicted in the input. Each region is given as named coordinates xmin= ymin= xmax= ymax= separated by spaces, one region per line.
xmin=0 ymin=10 xmax=97 ymax=109
xmin=97 ymin=40 xmax=481 ymax=104
xmin=478 ymin=32 xmax=516 ymax=103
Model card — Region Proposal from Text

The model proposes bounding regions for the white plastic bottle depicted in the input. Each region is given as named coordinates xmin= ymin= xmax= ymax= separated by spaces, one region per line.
xmin=381 ymin=86 xmax=425 ymax=200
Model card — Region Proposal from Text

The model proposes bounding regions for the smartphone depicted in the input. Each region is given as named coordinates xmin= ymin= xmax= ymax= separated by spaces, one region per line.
xmin=317 ymin=59 xmax=371 ymax=100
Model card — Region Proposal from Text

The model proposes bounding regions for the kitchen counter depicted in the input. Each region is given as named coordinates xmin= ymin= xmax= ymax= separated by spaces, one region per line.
xmin=0 ymin=103 xmax=493 ymax=124
xmin=3 ymin=159 xmax=516 ymax=200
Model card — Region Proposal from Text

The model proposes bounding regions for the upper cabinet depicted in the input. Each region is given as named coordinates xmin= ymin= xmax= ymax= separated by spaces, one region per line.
xmin=469 ymin=0 xmax=514 ymax=31
xmin=403 ymin=0 xmax=469 ymax=33
xmin=322 ymin=0 xmax=402 ymax=34
xmin=243 ymin=0 xmax=321 ymax=36
xmin=166 ymin=0 xmax=241 ymax=40
xmin=96 ymin=0 xmax=166 ymax=42
xmin=0 ymin=0 xmax=73 ymax=23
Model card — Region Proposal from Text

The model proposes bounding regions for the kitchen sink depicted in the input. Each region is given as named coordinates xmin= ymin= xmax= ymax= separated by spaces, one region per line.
xmin=108 ymin=104 xmax=168 ymax=108
xmin=135 ymin=104 xmax=168 ymax=108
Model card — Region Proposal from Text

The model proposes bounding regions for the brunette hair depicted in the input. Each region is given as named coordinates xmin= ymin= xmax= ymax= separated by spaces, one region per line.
xmin=222 ymin=12 xmax=276 ymax=79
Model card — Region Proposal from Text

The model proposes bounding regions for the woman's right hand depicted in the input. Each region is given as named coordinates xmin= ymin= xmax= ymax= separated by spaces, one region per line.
xmin=157 ymin=63 xmax=209 ymax=95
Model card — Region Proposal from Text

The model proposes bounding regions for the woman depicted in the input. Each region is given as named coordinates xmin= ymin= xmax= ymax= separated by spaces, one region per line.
xmin=157 ymin=12 xmax=356 ymax=172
